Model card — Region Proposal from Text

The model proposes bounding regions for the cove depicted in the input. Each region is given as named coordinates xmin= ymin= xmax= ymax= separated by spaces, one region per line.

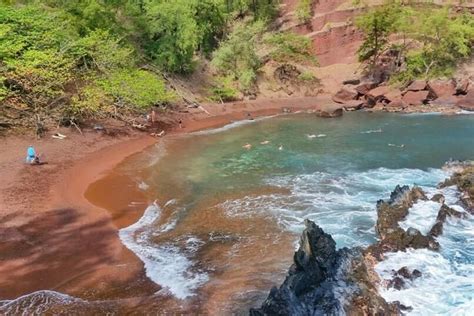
xmin=86 ymin=112 xmax=474 ymax=314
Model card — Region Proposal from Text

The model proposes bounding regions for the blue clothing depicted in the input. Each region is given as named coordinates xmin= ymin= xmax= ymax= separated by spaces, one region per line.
xmin=26 ymin=146 xmax=36 ymax=163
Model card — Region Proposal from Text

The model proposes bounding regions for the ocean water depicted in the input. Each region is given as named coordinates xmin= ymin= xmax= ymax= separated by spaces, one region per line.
xmin=115 ymin=112 xmax=474 ymax=314
xmin=3 ymin=112 xmax=473 ymax=314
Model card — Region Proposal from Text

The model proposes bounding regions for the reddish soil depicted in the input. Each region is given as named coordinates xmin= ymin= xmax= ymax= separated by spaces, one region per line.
xmin=0 ymin=95 xmax=330 ymax=301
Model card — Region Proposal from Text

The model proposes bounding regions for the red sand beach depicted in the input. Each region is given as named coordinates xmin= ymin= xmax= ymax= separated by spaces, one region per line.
xmin=0 ymin=96 xmax=329 ymax=301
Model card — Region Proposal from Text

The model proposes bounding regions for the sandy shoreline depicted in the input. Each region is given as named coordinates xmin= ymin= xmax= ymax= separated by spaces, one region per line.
xmin=0 ymin=95 xmax=329 ymax=301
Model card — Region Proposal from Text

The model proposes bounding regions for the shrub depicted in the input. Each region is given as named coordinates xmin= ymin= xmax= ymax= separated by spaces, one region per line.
xmin=211 ymin=21 xmax=265 ymax=93
xmin=296 ymin=0 xmax=313 ymax=24
xmin=209 ymin=76 xmax=239 ymax=102
xmin=298 ymin=71 xmax=317 ymax=81
xmin=265 ymin=31 xmax=318 ymax=65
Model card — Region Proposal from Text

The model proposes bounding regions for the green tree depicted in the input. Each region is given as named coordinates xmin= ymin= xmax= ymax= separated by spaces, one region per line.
xmin=355 ymin=3 xmax=400 ymax=66
xmin=143 ymin=0 xmax=226 ymax=73
xmin=211 ymin=21 xmax=265 ymax=92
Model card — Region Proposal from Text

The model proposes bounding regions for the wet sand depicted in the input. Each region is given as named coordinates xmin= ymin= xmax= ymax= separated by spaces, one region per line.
xmin=0 ymin=96 xmax=329 ymax=304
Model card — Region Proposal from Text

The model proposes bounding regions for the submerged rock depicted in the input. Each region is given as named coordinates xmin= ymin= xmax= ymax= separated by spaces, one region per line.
xmin=386 ymin=266 xmax=423 ymax=290
xmin=431 ymin=193 xmax=445 ymax=204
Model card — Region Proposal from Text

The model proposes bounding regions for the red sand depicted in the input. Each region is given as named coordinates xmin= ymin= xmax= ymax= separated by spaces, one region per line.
xmin=0 ymin=96 xmax=330 ymax=300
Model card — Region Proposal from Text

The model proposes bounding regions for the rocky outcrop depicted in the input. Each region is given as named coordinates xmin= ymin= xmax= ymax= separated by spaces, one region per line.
xmin=456 ymin=90 xmax=474 ymax=111
xmin=367 ymin=185 xmax=441 ymax=260
xmin=429 ymin=204 xmax=466 ymax=237
xmin=387 ymin=267 xmax=422 ymax=290
xmin=250 ymin=220 xmax=399 ymax=316
xmin=332 ymin=86 xmax=358 ymax=104
xmin=375 ymin=185 xmax=426 ymax=239
xmin=316 ymin=104 xmax=344 ymax=118
xmin=428 ymin=79 xmax=456 ymax=99
xmin=440 ymin=161 xmax=474 ymax=212
xmin=406 ymin=80 xmax=427 ymax=92
xmin=402 ymin=90 xmax=430 ymax=105
xmin=253 ymin=164 xmax=473 ymax=316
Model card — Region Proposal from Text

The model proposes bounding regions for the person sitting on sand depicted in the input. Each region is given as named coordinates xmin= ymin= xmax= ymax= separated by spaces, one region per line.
xmin=26 ymin=145 xmax=40 ymax=164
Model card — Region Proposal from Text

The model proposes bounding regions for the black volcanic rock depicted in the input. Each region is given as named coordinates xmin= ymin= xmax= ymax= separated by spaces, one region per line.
xmin=250 ymin=220 xmax=341 ymax=315
xmin=252 ymin=166 xmax=474 ymax=316
xmin=250 ymin=220 xmax=398 ymax=316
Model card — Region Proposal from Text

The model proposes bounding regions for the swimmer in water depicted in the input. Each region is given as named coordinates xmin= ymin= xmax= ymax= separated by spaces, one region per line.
xmin=243 ymin=143 xmax=252 ymax=150
xmin=388 ymin=143 xmax=405 ymax=148
xmin=260 ymin=140 xmax=270 ymax=145
xmin=278 ymin=145 xmax=283 ymax=151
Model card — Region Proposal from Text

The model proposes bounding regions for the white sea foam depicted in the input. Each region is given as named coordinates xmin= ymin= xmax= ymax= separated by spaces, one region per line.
xmin=222 ymin=167 xmax=448 ymax=248
xmin=191 ymin=115 xmax=278 ymax=136
xmin=399 ymin=200 xmax=442 ymax=235
xmin=138 ymin=181 xmax=149 ymax=191
xmin=360 ymin=128 xmax=383 ymax=134
xmin=0 ymin=290 xmax=85 ymax=315
xmin=119 ymin=202 xmax=208 ymax=299
xmin=375 ymin=246 xmax=474 ymax=315
xmin=375 ymin=183 xmax=474 ymax=316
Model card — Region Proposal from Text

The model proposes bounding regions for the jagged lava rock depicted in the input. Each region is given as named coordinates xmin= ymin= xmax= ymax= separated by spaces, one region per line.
xmin=440 ymin=162 xmax=474 ymax=212
xmin=375 ymin=185 xmax=427 ymax=239
xmin=250 ymin=220 xmax=399 ymax=316
xmin=250 ymin=220 xmax=339 ymax=315
xmin=431 ymin=193 xmax=445 ymax=204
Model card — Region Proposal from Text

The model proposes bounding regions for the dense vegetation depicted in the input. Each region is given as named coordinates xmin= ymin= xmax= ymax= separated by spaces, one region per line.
xmin=2 ymin=0 xmax=314 ymax=131
xmin=356 ymin=0 xmax=474 ymax=84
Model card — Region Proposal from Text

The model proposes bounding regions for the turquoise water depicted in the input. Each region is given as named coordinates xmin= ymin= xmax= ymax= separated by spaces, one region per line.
xmin=122 ymin=112 xmax=474 ymax=314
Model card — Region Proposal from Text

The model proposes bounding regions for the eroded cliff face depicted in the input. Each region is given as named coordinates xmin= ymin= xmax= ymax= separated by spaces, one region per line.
xmin=279 ymin=0 xmax=474 ymax=67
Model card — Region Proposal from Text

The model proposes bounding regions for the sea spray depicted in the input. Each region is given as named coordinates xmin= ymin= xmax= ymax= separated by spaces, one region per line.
xmin=0 ymin=291 xmax=88 ymax=315
xmin=119 ymin=202 xmax=209 ymax=299
xmin=374 ymin=183 xmax=474 ymax=315
xmin=222 ymin=167 xmax=448 ymax=248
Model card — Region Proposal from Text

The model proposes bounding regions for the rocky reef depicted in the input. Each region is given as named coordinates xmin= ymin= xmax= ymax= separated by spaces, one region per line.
xmin=440 ymin=161 xmax=474 ymax=212
xmin=251 ymin=162 xmax=473 ymax=316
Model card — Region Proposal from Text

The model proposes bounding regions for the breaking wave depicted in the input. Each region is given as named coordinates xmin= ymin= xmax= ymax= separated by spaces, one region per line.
xmin=119 ymin=202 xmax=208 ymax=299
xmin=222 ymin=167 xmax=448 ymax=248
